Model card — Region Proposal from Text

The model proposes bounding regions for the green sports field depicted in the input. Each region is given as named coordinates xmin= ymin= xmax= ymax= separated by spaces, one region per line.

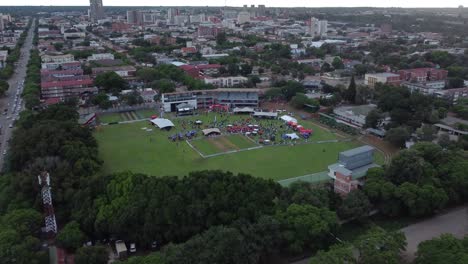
xmin=94 ymin=112 xmax=383 ymax=181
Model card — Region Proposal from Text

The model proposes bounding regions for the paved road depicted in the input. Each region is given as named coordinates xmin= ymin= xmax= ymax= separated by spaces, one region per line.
xmin=0 ymin=19 xmax=35 ymax=169
xmin=401 ymin=205 xmax=468 ymax=262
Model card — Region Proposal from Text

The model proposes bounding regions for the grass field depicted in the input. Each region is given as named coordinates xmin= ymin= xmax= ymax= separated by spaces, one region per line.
xmin=190 ymin=134 xmax=258 ymax=156
xmin=94 ymin=111 xmax=383 ymax=180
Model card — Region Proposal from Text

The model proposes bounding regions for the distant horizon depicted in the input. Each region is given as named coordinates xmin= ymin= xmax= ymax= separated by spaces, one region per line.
xmin=0 ymin=0 xmax=465 ymax=9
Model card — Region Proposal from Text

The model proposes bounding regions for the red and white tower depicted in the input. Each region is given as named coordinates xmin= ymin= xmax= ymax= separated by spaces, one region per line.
xmin=38 ymin=172 xmax=58 ymax=237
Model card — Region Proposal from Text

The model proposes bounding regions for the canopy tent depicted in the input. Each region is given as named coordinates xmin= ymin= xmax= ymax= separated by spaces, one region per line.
xmin=202 ymin=128 xmax=221 ymax=136
xmin=284 ymin=133 xmax=300 ymax=140
xmin=176 ymin=103 xmax=194 ymax=116
xmin=233 ymin=107 xmax=255 ymax=114
xmin=150 ymin=118 xmax=175 ymax=129
xmin=253 ymin=111 xmax=278 ymax=118
xmin=280 ymin=115 xmax=297 ymax=123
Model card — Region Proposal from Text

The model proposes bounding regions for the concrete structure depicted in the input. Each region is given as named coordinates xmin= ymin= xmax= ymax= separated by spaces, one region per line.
xmin=328 ymin=145 xmax=379 ymax=195
xmin=307 ymin=17 xmax=327 ymax=37
xmin=401 ymin=80 xmax=446 ymax=95
xmin=161 ymin=88 xmax=259 ymax=112
xmin=237 ymin=11 xmax=251 ymax=24
xmin=398 ymin=68 xmax=448 ymax=82
xmin=333 ymin=104 xmax=377 ymax=128
xmin=204 ymin=76 xmax=248 ymax=87
xmin=89 ymin=0 xmax=105 ymax=23
xmin=364 ymin=72 xmax=401 ymax=88
xmin=91 ymin=66 xmax=136 ymax=77
xmin=0 ymin=50 xmax=7 ymax=68
xmin=87 ymin=53 xmax=114 ymax=61
xmin=41 ymin=54 xmax=75 ymax=63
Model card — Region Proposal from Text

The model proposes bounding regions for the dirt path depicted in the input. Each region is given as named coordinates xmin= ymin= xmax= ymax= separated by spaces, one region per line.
xmin=208 ymin=137 xmax=231 ymax=152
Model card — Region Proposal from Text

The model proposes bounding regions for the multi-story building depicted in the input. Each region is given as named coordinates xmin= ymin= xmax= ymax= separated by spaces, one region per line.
xmin=87 ymin=53 xmax=115 ymax=61
xmin=398 ymin=68 xmax=448 ymax=82
xmin=333 ymin=104 xmax=377 ymax=128
xmin=91 ymin=66 xmax=137 ymax=78
xmin=41 ymin=54 xmax=75 ymax=63
xmin=328 ymin=145 xmax=379 ymax=195
xmin=161 ymin=88 xmax=259 ymax=112
xmin=307 ymin=17 xmax=327 ymax=37
xmin=364 ymin=72 xmax=401 ymax=88
xmin=204 ymin=76 xmax=248 ymax=87
xmin=401 ymin=80 xmax=446 ymax=95
xmin=89 ymin=0 xmax=105 ymax=23
xmin=197 ymin=25 xmax=221 ymax=38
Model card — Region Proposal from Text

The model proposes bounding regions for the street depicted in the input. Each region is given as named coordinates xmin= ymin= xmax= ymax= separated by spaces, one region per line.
xmin=401 ymin=205 xmax=468 ymax=262
xmin=0 ymin=19 xmax=35 ymax=170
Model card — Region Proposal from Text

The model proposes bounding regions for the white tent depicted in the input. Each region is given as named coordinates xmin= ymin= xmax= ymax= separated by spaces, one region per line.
xmin=280 ymin=115 xmax=297 ymax=123
xmin=150 ymin=118 xmax=175 ymax=129
xmin=285 ymin=133 xmax=300 ymax=140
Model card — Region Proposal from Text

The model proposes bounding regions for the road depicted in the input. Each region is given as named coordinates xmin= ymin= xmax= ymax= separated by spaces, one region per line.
xmin=0 ymin=19 xmax=35 ymax=169
xmin=401 ymin=205 xmax=468 ymax=262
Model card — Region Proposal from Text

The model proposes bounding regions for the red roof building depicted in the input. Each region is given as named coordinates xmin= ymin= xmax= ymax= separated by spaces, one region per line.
xmin=398 ymin=68 xmax=448 ymax=82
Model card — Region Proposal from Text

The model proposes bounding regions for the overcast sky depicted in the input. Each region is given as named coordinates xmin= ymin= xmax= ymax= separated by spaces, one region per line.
xmin=0 ymin=0 xmax=465 ymax=8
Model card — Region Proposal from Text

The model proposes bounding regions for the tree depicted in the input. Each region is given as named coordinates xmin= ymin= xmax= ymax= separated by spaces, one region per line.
xmin=415 ymin=234 xmax=468 ymax=264
xmin=94 ymin=72 xmax=128 ymax=95
xmin=332 ymin=57 xmax=344 ymax=69
xmin=310 ymin=243 xmax=355 ymax=264
xmin=56 ymin=221 xmax=86 ymax=251
xmin=0 ymin=80 xmax=9 ymax=96
xmin=276 ymin=204 xmax=338 ymax=254
xmin=151 ymin=79 xmax=175 ymax=93
xmin=365 ymin=109 xmax=382 ymax=128
xmin=321 ymin=62 xmax=333 ymax=72
xmin=91 ymin=93 xmax=111 ymax=109
xmin=122 ymin=90 xmax=144 ymax=106
xmin=337 ymin=190 xmax=371 ymax=222
xmin=355 ymin=227 xmax=406 ymax=264
xmin=0 ymin=229 xmax=47 ymax=264
xmin=345 ymin=75 xmax=357 ymax=103
xmin=290 ymin=93 xmax=318 ymax=110
xmin=385 ymin=126 xmax=410 ymax=148
xmin=1 ymin=209 xmax=42 ymax=237
xmin=75 ymin=245 xmax=108 ymax=264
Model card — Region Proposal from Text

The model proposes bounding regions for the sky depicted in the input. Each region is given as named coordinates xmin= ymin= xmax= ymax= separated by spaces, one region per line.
xmin=0 ymin=0 xmax=465 ymax=8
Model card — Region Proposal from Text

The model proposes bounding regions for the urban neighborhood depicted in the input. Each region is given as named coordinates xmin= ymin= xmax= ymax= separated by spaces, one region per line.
xmin=0 ymin=1 xmax=468 ymax=264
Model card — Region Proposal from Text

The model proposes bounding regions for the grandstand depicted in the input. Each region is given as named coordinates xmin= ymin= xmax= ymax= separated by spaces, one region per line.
xmin=161 ymin=88 xmax=260 ymax=112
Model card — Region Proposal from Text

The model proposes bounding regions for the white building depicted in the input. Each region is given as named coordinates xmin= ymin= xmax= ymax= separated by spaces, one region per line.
xmin=87 ymin=53 xmax=115 ymax=61
xmin=0 ymin=50 xmax=7 ymax=68
xmin=204 ymin=76 xmax=248 ymax=87
xmin=41 ymin=54 xmax=75 ymax=63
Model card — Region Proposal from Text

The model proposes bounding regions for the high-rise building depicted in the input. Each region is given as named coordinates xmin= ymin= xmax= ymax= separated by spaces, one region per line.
xmin=307 ymin=17 xmax=327 ymax=37
xmin=89 ymin=0 xmax=105 ymax=23
xmin=237 ymin=11 xmax=251 ymax=24
xmin=126 ymin=10 xmax=137 ymax=24
xmin=167 ymin=8 xmax=179 ymax=25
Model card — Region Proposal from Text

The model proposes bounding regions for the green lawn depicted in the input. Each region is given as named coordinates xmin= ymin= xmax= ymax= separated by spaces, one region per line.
xmin=95 ymin=114 xmax=373 ymax=180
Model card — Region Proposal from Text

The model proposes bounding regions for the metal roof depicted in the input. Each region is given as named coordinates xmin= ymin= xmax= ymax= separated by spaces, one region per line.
xmin=340 ymin=145 xmax=375 ymax=157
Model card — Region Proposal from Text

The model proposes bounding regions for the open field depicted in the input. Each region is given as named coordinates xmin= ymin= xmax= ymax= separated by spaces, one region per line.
xmin=190 ymin=134 xmax=258 ymax=155
xmin=95 ymin=113 xmax=383 ymax=181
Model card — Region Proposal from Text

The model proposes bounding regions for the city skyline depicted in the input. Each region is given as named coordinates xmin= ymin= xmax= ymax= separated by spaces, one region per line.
xmin=0 ymin=0 xmax=465 ymax=8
